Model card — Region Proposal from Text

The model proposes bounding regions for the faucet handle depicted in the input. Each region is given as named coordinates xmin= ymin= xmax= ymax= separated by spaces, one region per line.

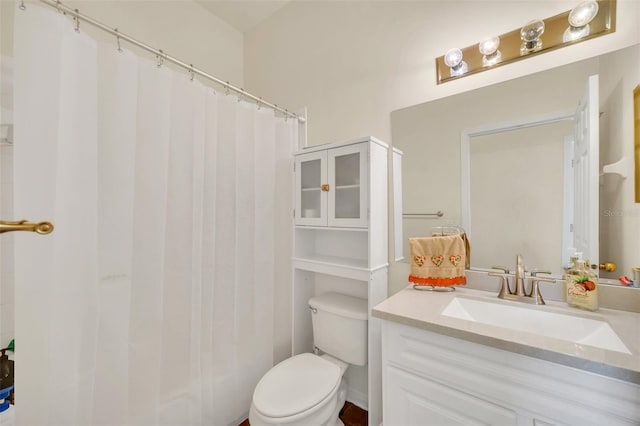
xmin=489 ymin=270 xmax=512 ymax=297
xmin=529 ymin=269 xmax=552 ymax=277
xmin=491 ymin=265 xmax=510 ymax=274
xmin=529 ymin=276 xmax=557 ymax=304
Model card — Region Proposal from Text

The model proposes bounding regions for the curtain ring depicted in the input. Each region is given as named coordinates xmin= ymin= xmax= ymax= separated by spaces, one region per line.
xmin=115 ymin=28 xmax=123 ymax=52
xmin=224 ymin=82 xmax=230 ymax=96
xmin=18 ymin=0 xmax=26 ymax=11
xmin=257 ymin=97 xmax=263 ymax=110
xmin=156 ymin=50 xmax=164 ymax=68
xmin=189 ymin=64 xmax=195 ymax=82
xmin=238 ymin=89 xmax=244 ymax=103
xmin=55 ymin=0 xmax=61 ymax=13
xmin=73 ymin=9 xmax=80 ymax=32
xmin=285 ymin=109 xmax=289 ymax=122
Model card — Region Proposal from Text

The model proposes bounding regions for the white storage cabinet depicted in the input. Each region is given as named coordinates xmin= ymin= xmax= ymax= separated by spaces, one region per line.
xmin=295 ymin=142 xmax=369 ymax=228
xmin=292 ymin=137 xmax=389 ymax=426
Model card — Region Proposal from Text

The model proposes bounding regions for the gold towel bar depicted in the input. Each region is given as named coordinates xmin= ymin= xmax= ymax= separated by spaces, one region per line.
xmin=0 ymin=220 xmax=54 ymax=235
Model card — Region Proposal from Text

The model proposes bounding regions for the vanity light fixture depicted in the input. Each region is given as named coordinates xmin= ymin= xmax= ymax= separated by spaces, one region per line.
xmin=435 ymin=0 xmax=616 ymax=84
xmin=444 ymin=48 xmax=468 ymax=77
xmin=520 ymin=19 xmax=545 ymax=55
xmin=479 ymin=36 xmax=502 ymax=66
xmin=563 ymin=0 xmax=600 ymax=41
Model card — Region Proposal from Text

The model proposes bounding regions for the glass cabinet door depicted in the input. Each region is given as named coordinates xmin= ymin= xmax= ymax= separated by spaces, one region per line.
xmin=295 ymin=151 xmax=327 ymax=226
xmin=328 ymin=144 xmax=368 ymax=227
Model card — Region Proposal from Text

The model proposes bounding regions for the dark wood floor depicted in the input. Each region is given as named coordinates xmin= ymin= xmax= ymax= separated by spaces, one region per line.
xmin=239 ymin=401 xmax=367 ymax=426
xmin=339 ymin=402 xmax=368 ymax=426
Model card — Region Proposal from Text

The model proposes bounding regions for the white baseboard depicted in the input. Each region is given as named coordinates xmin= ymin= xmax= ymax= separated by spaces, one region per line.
xmin=346 ymin=387 xmax=368 ymax=411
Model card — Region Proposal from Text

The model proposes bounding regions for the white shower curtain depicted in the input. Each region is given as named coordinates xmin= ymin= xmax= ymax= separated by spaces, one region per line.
xmin=13 ymin=5 xmax=295 ymax=425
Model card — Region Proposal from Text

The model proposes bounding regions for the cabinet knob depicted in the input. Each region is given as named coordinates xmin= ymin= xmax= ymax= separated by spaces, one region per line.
xmin=321 ymin=184 xmax=330 ymax=192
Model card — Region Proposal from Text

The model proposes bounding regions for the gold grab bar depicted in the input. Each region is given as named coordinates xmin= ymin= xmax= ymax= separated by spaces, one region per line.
xmin=0 ymin=220 xmax=54 ymax=235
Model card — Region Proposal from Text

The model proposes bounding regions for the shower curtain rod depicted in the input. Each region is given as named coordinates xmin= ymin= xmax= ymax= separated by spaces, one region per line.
xmin=34 ymin=0 xmax=306 ymax=124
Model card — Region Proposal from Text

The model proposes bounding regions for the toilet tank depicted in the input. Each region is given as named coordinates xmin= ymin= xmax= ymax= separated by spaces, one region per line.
xmin=308 ymin=292 xmax=368 ymax=366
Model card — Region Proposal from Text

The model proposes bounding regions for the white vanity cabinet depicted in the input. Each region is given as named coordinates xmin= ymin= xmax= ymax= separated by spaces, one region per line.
xmin=381 ymin=320 xmax=640 ymax=426
xmin=292 ymin=137 xmax=389 ymax=426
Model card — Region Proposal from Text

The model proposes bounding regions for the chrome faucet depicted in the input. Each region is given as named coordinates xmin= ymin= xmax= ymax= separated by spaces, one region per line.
xmin=489 ymin=255 xmax=556 ymax=305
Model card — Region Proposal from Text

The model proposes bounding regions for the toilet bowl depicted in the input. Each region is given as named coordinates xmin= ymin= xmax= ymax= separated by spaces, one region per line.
xmin=249 ymin=292 xmax=368 ymax=426
xmin=249 ymin=353 xmax=348 ymax=426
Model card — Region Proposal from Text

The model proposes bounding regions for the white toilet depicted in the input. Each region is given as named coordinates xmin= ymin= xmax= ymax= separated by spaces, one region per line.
xmin=249 ymin=292 xmax=368 ymax=426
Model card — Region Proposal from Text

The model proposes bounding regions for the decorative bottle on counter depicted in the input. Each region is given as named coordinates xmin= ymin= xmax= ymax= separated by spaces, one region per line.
xmin=565 ymin=259 xmax=599 ymax=311
xmin=563 ymin=253 xmax=579 ymax=279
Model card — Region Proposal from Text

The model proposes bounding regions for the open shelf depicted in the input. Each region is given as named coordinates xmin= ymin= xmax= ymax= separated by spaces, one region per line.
xmin=296 ymin=225 xmax=368 ymax=232
xmin=294 ymin=227 xmax=369 ymax=280
xmin=293 ymin=255 xmax=370 ymax=281
xmin=294 ymin=254 xmax=367 ymax=269
xmin=296 ymin=227 xmax=367 ymax=257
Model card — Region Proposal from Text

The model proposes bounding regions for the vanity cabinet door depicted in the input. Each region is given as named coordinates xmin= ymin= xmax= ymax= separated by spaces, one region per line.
xmin=384 ymin=364 xmax=518 ymax=425
xmin=295 ymin=151 xmax=328 ymax=226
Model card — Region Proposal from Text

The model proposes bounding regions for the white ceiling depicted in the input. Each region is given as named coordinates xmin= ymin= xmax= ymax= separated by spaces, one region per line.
xmin=196 ymin=1 xmax=291 ymax=33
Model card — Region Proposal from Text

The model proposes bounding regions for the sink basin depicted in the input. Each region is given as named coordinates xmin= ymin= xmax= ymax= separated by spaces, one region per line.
xmin=441 ymin=297 xmax=631 ymax=354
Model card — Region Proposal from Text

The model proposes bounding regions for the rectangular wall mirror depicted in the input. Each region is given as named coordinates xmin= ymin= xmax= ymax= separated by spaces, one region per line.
xmin=392 ymin=42 xmax=639 ymax=287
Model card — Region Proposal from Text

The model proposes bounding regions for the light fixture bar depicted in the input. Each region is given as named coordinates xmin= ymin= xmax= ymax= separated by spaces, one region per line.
xmin=435 ymin=0 xmax=616 ymax=84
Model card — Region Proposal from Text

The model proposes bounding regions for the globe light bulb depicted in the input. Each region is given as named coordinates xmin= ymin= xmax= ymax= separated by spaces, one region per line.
xmin=444 ymin=48 xmax=468 ymax=77
xmin=569 ymin=1 xmax=599 ymax=27
xmin=478 ymin=36 xmax=502 ymax=66
xmin=520 ymin=19 xmax=545 ymax=55
xmin=563 ymin=1 xmax=599 ymax=42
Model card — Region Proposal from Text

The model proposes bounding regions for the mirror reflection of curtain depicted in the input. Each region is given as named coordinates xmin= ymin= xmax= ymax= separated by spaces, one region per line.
xmin=14 ymin=5 xmax=295 ymax=425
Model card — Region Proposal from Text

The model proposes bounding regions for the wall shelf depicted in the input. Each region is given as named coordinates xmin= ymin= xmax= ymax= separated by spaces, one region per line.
xmin=293 ymin=256 xmax=371 ymax=281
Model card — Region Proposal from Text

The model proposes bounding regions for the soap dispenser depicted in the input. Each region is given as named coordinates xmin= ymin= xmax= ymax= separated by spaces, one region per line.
xmin=563 ymin=251 xmax=580 ymax=279
xmin=565 ymin=258 xmax=599 ymax=311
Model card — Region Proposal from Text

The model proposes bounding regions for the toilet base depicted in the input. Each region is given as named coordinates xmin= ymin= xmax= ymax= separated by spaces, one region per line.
xmin=332 ymin=378 xmax=348 ymax=425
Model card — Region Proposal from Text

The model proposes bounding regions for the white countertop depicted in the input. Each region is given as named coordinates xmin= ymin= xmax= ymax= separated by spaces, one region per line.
xmin=373 ymin=285 xmax=640 ymax=384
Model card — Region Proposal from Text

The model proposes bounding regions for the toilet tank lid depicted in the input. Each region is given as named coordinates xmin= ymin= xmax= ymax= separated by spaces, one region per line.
xmin=308 ymin=292 xmax=368 ymax=320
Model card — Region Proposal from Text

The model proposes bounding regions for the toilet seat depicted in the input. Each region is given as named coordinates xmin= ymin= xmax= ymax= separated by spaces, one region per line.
xmin=252 ymin=353 xmax=341 ymax=419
